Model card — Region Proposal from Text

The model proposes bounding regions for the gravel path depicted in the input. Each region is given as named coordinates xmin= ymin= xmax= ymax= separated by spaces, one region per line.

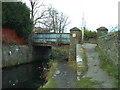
xmin=83 ymin=43 xmax=116 ymax=88
xmin=53 ymin=61 xmax=76 ymax=88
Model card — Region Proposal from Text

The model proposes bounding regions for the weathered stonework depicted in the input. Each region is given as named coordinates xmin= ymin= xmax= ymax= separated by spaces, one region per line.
xmin=2 ymin=45 xmax=33 ymax=68
xmin=2 ymin=45 xmax=51 ymax=68
xmin=69 ymin=27 xmax=81 ymax=61
xmin=97 ymin=27 xmax=118 ymax=66
xmin=97 ymin=27 xmax=108 ymax=38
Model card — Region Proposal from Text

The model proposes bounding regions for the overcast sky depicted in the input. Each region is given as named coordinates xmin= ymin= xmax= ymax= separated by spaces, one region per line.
xmin=22 ymin=0 xmax=119 ymax=32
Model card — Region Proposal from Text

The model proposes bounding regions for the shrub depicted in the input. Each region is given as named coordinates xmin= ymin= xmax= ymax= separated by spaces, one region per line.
xmin=80 ymin=29 xmax=97 ymax=41
xmin=84 ymin=30 xmax=97 ymax=40
xmin=2 ymin=2 xmax=33 ymax=38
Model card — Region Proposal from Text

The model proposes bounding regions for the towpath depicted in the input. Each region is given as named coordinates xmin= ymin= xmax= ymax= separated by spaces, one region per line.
xmin=83 ymin=43 xmax=116 ymax=88
xmin=53 ymin=61 xmax=76 ymax=88
xmin=49 ymin=43 xmax=116 ymax=88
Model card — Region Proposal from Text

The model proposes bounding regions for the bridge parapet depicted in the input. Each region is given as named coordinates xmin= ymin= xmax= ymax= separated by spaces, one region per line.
xmin=32 ymin=33 xmax=70 ymax=46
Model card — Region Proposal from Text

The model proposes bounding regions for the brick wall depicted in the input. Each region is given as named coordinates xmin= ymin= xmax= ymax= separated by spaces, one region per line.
xmin=2 ymin=28 xmax=27 ymax=45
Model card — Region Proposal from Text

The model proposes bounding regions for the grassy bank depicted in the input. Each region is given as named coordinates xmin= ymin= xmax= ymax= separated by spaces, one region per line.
xmin=77 ymin=47 xmax=88 ymax=72
xmin=77 ymin=77 xmax=96 ymax=88
xmin=77 ymin=46 xmax=96 ymax=88
xmin=96 ymin=46 xmax=119 ymax=88
xmin=68 ymin=60 xmax=77 ymax=71
xmin=40 ymin=46 xmax=69 ymax=89
xmin=68 ymin=47 xmax=87 ymax=73
xmin=39 ymin=60 xmax=58 ymax=89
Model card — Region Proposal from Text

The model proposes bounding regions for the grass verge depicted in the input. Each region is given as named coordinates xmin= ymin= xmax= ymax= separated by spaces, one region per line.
xmin=39 ymin=59 xmax=58 ymax=89
xmin=77 ymin=46 xmax=96 ymax=88
xmin=77 ymin=77 xmax=96 ymax=88
xmin=42 ymin=78 xmax=57 ymax=88
xmin=96 ymin=46 xmax=119 ymax=88
xmin=68 ymin=60 xmax=77 ymax=71
xmin=77 ymin=47 xmax=88 ymax=72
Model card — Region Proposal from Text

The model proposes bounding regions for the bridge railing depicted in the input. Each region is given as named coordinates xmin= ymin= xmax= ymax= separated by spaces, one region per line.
xmin=32 ymin=33 xmax=70 ymax=46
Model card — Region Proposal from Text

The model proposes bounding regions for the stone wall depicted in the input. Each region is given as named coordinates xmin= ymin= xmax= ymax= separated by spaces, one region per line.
xmin=2 ymin=45 xmax=52 ymax=68
xmin=2 ymin=45 xmax=33 ymax=68
xmin=69 ymin=27 xmax=81 ymax=61
xmin=97 ymin=32 xmax=118 ymax=66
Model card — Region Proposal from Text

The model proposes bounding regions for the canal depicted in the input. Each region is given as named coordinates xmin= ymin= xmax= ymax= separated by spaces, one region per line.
xmin=2 ymin=60 xmax=49 ymax=89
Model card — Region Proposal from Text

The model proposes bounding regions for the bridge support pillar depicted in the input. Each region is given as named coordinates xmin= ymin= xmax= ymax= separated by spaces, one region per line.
xmin=69 ymin=27 xmax=81 ymax=61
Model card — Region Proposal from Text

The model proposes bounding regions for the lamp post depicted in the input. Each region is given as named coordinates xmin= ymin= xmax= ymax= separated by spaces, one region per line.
xmin=81 ymin=12 xmax=85 ymax=44
xmin=81 ymin=0 xmax=85 ymax=44
xmin=81 ymin=26 xmax=84 ymax=44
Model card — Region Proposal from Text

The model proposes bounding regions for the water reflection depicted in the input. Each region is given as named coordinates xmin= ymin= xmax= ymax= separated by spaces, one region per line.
xmin=2 ymin=61 xmax=48 ymax=89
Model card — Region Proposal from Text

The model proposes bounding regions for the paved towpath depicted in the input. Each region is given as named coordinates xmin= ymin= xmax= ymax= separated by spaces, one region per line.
xmin=83 ymin=43 xmax=116 ymax=88
xmin=53 ymin=61 xmax=76 ymax=88
xmin=50 ymin=43 xmax=116 ymax=88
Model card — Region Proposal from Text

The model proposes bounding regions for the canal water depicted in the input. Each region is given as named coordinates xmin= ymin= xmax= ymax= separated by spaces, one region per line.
xmin=2 ymin=60 xmax=49 ymax=89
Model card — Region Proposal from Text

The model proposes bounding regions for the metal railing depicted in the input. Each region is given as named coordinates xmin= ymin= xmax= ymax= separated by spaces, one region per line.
xmin=32 ymin=33 xmax=70 ymax=46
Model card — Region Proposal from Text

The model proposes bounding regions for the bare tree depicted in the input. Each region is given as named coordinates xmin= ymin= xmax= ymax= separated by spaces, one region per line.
xmin=29 ymin=0 xmax=49 ymax=26
xmin=57 ymin=12 xmax=70 ymax=33
xmin=29 ymin=1 xmax=70 ymax=33
xmin=41 ymin=6 xmax=71 ymax=33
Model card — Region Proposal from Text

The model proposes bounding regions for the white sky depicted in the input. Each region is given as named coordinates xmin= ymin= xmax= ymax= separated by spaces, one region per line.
xmin=22 ymin=0 xmax=119 ymax=32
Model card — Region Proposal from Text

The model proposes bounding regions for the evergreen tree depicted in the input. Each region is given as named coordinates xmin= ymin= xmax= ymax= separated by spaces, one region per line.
xmin=2 ymin=2 xmax=33 ymax=38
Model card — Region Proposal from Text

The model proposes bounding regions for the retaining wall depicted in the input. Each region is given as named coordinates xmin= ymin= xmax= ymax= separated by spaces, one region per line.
xmin=97 ymin=32 xmax=118 ymax=66
xmin=2 ymin=45 xmax=52 ymax=68
xmin=2 ymin=45 xmax=33 ymax=68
